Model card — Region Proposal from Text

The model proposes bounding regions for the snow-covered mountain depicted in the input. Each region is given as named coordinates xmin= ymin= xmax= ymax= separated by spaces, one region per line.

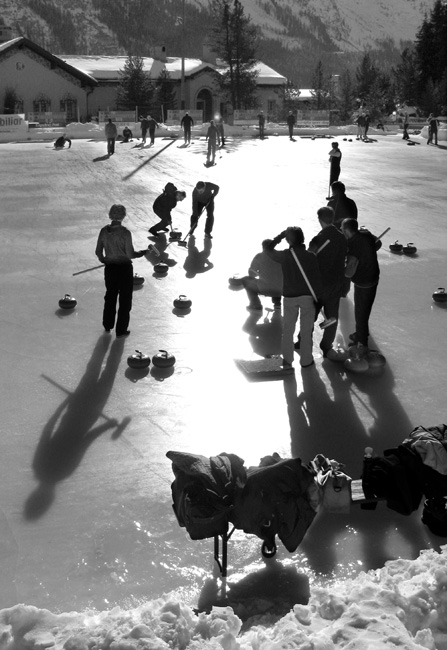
xmin=0 ymin=0 xmax=436 ymax=84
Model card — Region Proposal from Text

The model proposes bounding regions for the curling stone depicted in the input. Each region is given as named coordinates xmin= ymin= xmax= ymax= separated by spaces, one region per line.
xmin=152 ymin=349 xmax=176 ymax=368
xmin=344 ymin=355 xmax=369 ymax=373
xmin=343 ymin=138 xmax=347 ymax=141
xmin=173 ymin=295 xmax=192 ymax=309
xmin=345 ymin=345 xmax=369 ymax=373
xmin=228 ymin=274 xmax=244 ymax=286
xmin=407 ymin=141 xmax=416 ymax=146
xmin=133 ymin=273 xmax=145 ymax=285
xmin=389 ymin=240 xmax=403 ymax=252
xmin=127 ymin=350 xmax=151 ymax=369
xmin=365 ymin=350 xmax=386 ymax=369
xmin=169 ymin=229 xmax=182 ymax=240
xmin=325 ymin=347 xmax=349 ymax=362
xmin=433 ymin=287 xmax=447 ymax=303
xmin=154 ymin=261 xmax=169 ymax=275
xmin=348 ymin=139 xmax=353 ymax=142
xmin=403 ymin=242 xmax=417 ymax=255
xmin=59 ymin=294 xmax=77 ymax=309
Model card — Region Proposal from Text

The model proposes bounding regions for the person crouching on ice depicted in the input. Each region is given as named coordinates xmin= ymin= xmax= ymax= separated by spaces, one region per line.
xmin=54 ymin=135 xmax=72 ymax=149
xmin=148 ymin=183 xmax=186 ymax=237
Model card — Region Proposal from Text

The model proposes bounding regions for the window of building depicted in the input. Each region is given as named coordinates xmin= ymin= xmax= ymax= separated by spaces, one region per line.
xmin=60 ymin=96 xmax=77 ymax=121
xmin=33 ymin=94 xmax=51 ymax=112
xmin=267 ymin=100 xmax=276 ymax=113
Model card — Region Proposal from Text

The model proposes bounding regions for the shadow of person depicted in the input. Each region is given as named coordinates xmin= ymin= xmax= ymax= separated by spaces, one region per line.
xmin=243 ymin=309 xmax=283 ymax=358
xmin=24 ymin=335 xmax=127 ymax=520
xmin=197 ymin=557 xmax=309 ymax=622
xmin=183 ymin=235 xmax=213 ymax=278
xmin=92 ymin=154 xmax=111 ymax=162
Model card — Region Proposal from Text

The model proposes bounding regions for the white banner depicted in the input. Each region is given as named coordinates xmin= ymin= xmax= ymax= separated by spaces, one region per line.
xmin=0 ymin=114 xmax=27 ymax=132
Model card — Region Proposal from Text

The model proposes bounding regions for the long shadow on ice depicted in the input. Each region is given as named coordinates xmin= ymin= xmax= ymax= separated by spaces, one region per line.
xmin=24 ymin=335 xmax=128 ymax=520
xmin=282 ymin=297 xmax=436 ymax=577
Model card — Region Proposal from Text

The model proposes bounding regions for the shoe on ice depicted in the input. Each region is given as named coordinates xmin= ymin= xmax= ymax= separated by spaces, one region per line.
xmin=205 ymin=233 xmax=213 ymax=239
xmin=246 ymin=305 xmax=262 ymax=312
xmin=116 ymin=331 xmax=131 ymax=339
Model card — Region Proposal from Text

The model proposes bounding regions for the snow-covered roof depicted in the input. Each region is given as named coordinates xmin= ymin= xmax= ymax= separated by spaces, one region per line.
xmin=57 ymin=55 xmax=286 ymax=85
xmin=0 ymin=37 xmax=98 ymax=85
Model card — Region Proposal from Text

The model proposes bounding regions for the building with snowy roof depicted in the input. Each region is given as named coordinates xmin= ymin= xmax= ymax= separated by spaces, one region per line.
xmin=0 ymin=36 xmax=287 ymax=124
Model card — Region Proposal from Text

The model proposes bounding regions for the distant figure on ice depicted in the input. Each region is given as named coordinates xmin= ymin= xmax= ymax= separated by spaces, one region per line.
xmin=190 ymin=181 xmax=220 ymax=239
xmin=364 ymin=112 xmax=371 ymax=140
xmin=95 ymin=204 xmax=146 ymax=338
xmin=328 ymin=142 xmax=342 ymax=188
xmin=180 ymin=111 xmax=194 ymax=145
xmin=147 ymin=115 xmax=159 ymax=145
xmin=427 ymin=113 xmax=439 ymax=145
xmin=54 ymin=134 xmax=71 ymax=149
xmin=216 ymin=115 xmax=225 ymax=147
xmin=205 ymin=119 xmax=220 ymax=165
xmin=140 ymin=116 xmax=149 ymax=144
xmin=241 ymin=240 xmax=283 ymax=312
xmin=122 ymin=126 xmax=133 ymax=142
xmin=258 ymin=110 xmax=266 ymax=139
xmin=105 ymin=118 xmax=117 ymax=155
xmin=148 ymin=183 xmax=186 ymax=236
xmin=287 ymin=111 xmax=296 ymax=140
xmin=341 ymin=218 xmax=381 ymax=352
xmin=355 ymin=113 xmax=365 ymax=140
xmin=327 ymin=181 xmax=358 ymax=229
xmin=402 ymin=112 xmax=410 ymax=140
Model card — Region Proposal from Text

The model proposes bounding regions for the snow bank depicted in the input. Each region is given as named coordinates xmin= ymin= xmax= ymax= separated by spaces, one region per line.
xmin=1 ymin=546 xmax=447 ymax=650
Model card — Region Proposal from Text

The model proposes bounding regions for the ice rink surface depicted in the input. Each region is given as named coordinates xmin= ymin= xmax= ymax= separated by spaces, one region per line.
xmin=0 ymin=132 xmax=446 ymax=613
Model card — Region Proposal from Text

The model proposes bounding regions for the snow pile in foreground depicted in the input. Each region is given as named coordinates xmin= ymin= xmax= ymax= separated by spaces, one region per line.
xmin=1 ymin=546 xmax=447 ymax=650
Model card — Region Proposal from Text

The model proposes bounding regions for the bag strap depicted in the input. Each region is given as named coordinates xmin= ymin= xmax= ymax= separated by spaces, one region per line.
xmin=290 ymin=248 xmax=317 ymax=301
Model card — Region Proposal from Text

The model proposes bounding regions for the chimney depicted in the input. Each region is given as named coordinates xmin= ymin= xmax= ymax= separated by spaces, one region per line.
xmin=153 ymin=45 xmax=167 ymax=62
xmin=202 ymin=41 xmax=217 ymax=65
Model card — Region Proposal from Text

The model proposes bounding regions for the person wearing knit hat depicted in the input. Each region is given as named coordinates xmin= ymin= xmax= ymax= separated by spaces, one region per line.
xmin=95 ymin=205 xmax=146 ymax=338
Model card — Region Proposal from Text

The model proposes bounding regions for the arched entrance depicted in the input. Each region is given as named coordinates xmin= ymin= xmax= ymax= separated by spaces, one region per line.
xmin=196 ymin=88 xmax=213 ymax=122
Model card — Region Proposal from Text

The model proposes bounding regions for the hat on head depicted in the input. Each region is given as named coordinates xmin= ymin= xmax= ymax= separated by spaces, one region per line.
xmin=109 ymin=204 xmax=126 ymax=220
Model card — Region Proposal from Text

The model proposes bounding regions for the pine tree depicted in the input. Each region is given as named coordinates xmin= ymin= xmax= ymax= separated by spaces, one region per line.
xmin=210 ymin=0 xmax=259 ymax=109
xmin=392 ymin=47 xmax=419 ymax=107
xmin=154 ymin=69 xmax=177 ymax=122
xmin=337 ymin=69 xmax=355 ymax=122
xmin=116 ymin=55 xmax=154 ymax=111
xmin=311 ymin=60 xmax=329 ymax=109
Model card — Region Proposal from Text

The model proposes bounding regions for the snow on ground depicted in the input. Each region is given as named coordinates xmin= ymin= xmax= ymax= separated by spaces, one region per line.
xmin=0 ymin=130 xmax=446 ymax=648
xmin=1 ymin=547 xmax=447 ymax=650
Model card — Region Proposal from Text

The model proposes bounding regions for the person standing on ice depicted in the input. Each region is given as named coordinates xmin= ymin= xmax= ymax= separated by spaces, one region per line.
xmin=328 ymin=142 xmax=342 ymax=186
xmin=95 ymin=204 xmax=146 ymax=338
xmin=147 ymin=115 xmax=159 ymax=145
xmin=258 ymin=110 xmax=266 ymax=138
xmin=264 ymin=227 xmax=322 ymax=368
xmin=190 ymin=181 xmax=220 ymax=239
xmin=341 ymin=218 xmax=381 ymax=352
xmin=140 ymin=115 xmax=149 ymax=144
xmin=105 ymin=118 xmax=117 ymax=155
xmin=427 ymin=113 xmax=439 ymax=145
xmin=180 ymin=111 xmax=194 ymax=144
xmin=148 ymin=183 xmax=186 ymax=236
xmin=327 ymin=181 xmax=358 ymax=229
xmin=306 ymin=206 xmax=347 ymax=359
xmin=287 ymin=111 xmax=296 ymax=140
xmin=205 ymin=120 xmax=220 ymax=165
